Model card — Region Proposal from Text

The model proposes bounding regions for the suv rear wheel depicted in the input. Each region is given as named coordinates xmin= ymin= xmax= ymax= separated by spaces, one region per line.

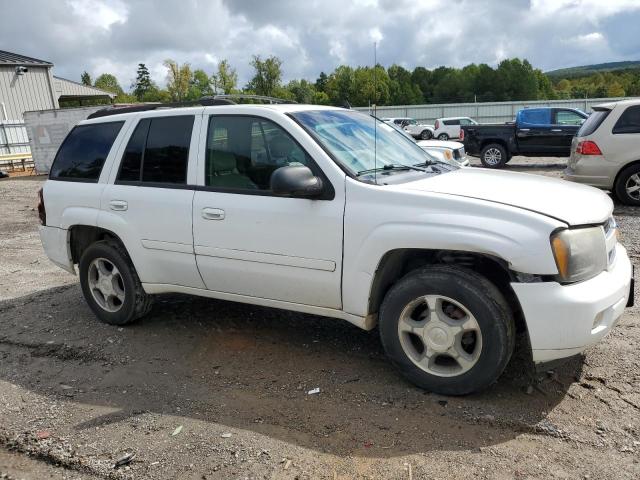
xmin=437 ymin=133 xmax=449 ymax=141
xmin=79 ymin=239 xmax=152 ymax=325
xmin=614 ymin=164 xmax=640 ymax=206
xmin=378 ymin=266 xmax=515 ymax=395
xmin=420 ymin=130 xmax=432 ymax=140
xmin=480 ymin=143 xmax=508 ymax=168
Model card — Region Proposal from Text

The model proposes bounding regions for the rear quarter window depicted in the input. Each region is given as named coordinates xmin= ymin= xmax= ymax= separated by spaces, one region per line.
xmin=612 ymin=105 xmax=640 ymax=134
xmin=50 ymin=121 xmax=124 ymax=181
xmin=577 ymin=109 xmax=610 ymax=137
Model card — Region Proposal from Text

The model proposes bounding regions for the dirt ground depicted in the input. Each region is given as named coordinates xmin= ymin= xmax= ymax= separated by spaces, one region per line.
xmin=1 ymin=158 xmax=639 ymax=480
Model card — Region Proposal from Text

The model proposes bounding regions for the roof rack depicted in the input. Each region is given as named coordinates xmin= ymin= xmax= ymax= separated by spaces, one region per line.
xmin=86 ymin=94 xmax=296 ymax=119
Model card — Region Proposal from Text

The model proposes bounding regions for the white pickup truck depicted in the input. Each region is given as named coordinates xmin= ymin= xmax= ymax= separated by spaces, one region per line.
xmin=38 ymin=101 xmax=634 ymax=395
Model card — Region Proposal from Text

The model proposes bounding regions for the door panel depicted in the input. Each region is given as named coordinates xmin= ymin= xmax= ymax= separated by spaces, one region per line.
xmin=193 ymin=191 xmax=343 ymax=308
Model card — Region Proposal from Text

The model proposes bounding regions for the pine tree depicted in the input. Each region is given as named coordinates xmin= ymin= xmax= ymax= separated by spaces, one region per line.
xmin=133 ymin=63 xmax=153 ymax=101
xmin=80 ymin=71 xmax=92 ymax=86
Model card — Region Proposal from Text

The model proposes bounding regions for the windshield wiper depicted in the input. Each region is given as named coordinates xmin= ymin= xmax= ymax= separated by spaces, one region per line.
xmin=356 ymin=163 xmax=427 ymax=176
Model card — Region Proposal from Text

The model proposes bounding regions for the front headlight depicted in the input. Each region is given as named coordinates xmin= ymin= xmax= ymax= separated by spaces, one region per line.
xmin=550 ymin=227 xmax=607 ymax=283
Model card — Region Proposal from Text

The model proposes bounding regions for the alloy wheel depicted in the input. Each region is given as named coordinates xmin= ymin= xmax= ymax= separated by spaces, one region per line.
xmin=397 ymin=295 xmax=482 ymax=377
xmin=626 ymin=173 xmax=640 ymax=200
xmin=87 ymin=257 xmax=126 ymax=312
xmin=484 ymin=148 xmax=502 ymax=166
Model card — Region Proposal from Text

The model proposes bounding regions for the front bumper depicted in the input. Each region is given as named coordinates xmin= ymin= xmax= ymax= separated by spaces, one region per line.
xmin=512 ymin=243 xmax=633 ymax=364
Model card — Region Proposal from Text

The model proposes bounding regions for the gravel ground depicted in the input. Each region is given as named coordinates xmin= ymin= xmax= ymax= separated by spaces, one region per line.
xmin=0 ymin=159 xmax=639 ymax=479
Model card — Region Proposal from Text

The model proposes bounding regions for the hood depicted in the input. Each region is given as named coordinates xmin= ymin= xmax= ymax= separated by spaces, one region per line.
xmin=399 ymin=168 xmax=612 ymax=225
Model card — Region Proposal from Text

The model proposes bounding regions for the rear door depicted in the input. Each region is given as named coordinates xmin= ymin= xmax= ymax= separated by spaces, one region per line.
xmin=192 ymin=113 xmax=345 ymax=308
xmin=552 ymin=109 xmax=587 ymax=154
xmin=99 ymin=112 xmax=205 ymax=288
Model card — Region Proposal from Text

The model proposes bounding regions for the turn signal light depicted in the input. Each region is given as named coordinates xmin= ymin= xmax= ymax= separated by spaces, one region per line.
xmin=576 ymin=140 xmax=602 ymax=155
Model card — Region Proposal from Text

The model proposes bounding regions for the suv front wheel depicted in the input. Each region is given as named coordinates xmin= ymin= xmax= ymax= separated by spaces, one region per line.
xmin=79 ymin=239 xmax=152 ymax=325
xmin=378 ymin=266 xmax=515 ymax=395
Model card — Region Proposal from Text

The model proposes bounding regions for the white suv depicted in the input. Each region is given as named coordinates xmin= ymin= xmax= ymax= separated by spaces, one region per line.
xmin=38 ymin=101 xmax=633 ymax=395
xmin=434 ymin=116 xmax=478 ymax=140
xmin=382 ymin=117 xmax=434 ymax=140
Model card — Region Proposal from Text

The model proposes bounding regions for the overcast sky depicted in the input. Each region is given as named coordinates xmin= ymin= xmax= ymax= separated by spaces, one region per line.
xmin=2 ymin=0 xmax=640 ymax=89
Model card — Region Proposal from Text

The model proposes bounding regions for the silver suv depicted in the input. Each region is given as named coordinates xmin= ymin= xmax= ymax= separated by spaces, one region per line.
xmin=565 ymin=99 xmax=640 ymax=205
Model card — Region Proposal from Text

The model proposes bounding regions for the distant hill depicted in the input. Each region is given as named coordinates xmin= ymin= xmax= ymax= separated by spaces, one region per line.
xmin=546 ymin=61 xmax=640 ymax=79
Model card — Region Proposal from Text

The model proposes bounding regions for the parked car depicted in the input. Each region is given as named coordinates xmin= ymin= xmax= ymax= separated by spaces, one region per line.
xmin=0 ymin=170 xmax=8 ymax=178
xmin=565 ymin=99 xmax=640 ymax=205
xmin=417 ymin=139 xmax=470 ymax=167
xmin=433 ymin=117 xmax=477 ymax=141
xmin=462 ymin=108 xmax=588 ymax=168
xmin=38 ymin=102 xmax=633 ymax=395
xmin=382 ymin=117 xmax=434 ymax=140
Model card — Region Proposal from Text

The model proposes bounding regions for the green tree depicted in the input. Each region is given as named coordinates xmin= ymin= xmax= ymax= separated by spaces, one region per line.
xmin=94 ymin=73 xmax=123 ymax=95
xmin=285 ymin=79 xmax=317 ymax=104
xmin=247 ymin=55 xmax=283 ymax=96
xmin=325 ymin=65 xmax=356 ymax=106
xmin=80 ymin=71 xmax=92 ymax=86
xmin=132 ymin=63 xmax=154 ymax=101
xmin=315 ymin=72 xmax=328 ymax=93
xmin=163 ymin=59 xmax=192 ymax=102
xmin=187 ymin=69 xmax=213 ymax=99
xmin=388 ymin=65 xmax=422 ymax=105
xmin=212 ymin=59 xmax=238 ymax=94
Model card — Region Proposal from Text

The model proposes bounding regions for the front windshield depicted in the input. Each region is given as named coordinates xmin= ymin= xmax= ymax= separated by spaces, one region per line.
xmin=406 ymin=119 xmax=417 ymax=125
xmin=291 ymin=110 xmax=434 ymax=176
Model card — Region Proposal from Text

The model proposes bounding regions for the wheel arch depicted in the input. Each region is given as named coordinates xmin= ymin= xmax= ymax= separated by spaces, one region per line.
xmin=68 ymin=224 xmax=131 ymax=265
xmin=481 ymin=139 xmax=509 ymax=154
xmin=613 ymin=159 xmax=640 ymax=191
xmin=367 ymin=248 xmax=528 ymax=336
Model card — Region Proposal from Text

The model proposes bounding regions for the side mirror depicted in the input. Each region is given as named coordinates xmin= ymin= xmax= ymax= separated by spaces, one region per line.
xmin=270 ymin=165 xmax=323 ymax=198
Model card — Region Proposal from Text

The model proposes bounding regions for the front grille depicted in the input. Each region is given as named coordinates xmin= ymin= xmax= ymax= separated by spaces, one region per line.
xmin=453 ymin=148 xmax=463 ymax=160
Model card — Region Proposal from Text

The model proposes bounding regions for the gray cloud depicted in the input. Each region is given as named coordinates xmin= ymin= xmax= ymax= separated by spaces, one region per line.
xmin=1 ymin=0 xmax=639 ymax=90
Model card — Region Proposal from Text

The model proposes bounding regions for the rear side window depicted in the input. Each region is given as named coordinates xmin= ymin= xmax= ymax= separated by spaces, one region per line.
xmin=577 ymin=109 xmax=610 ymax=137
xmin=117 ymin=116 xmax=194 ymax=184
xmin=519 ymin=109 xmax=551 ymax=126
xmin=50 ymin=121 xmax=123 ymax=181
xmin=555 ymin=110 xmax=586 ymax=126
xmin=612 ymin=106 xmax=640 ymax=134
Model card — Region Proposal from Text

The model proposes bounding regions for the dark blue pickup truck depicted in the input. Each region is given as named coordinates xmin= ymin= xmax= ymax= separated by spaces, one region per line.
xmin=462 ymin=107 xmax=588 ymax=168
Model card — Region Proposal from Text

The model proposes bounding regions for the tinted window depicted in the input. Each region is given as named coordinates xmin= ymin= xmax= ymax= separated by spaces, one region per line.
xmin=577 ymin=109 xmax=610 ymax=137
xmin=519 ymin=109 xmax=551 ymax=125
xmin=50 ymin=122 xmax=123 ymax=181
xmin=612 ymin=105 xmax=640 ymax=134
xmin=206 ymin=116 xmax=313 ymax=191
xmin=556 ymin=110 xmax=585 ymax=125
xmin=443 ymin=119 xmax=460 ymax=126
xmin=142 ymin=116 xmax=194 ymax=184
xmin=117 ymin=119 xmax=150 ymax=182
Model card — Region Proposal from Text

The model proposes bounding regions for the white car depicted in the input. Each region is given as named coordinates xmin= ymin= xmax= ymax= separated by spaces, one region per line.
xmin=382 ymin=117 xmax=434 ymax=140
xmin=434 ymin=116 xmax=478 ymax=140
xmin=565 ymin=99 xmax=640 ymax=206
xmin=38 ymin=102 xmax=633 ymax=395
xmin=417 ymin=140 xmax=470 ymax=167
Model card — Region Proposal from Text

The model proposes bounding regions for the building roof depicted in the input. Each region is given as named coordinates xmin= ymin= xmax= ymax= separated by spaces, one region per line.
xmin=0 ymin=50 xmax=53 ymax=66
xmin=53 ymin=76 xmax=116 ymax=99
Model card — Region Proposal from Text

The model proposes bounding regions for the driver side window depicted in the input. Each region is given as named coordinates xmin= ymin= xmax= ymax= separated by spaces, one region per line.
xmin=205 ymin=116 xmax=312 ymax=191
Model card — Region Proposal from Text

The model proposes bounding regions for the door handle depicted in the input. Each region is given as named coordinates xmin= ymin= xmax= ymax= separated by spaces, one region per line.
xmin=518 ymin=128 xmax=530 ymax=132
xmin=109 ymin=200 xmax=128 ymax=211
xmin=551 ymin=129 xmax=562 ymax=132
xmin=202 ymin=207 xmax=225 ymax=220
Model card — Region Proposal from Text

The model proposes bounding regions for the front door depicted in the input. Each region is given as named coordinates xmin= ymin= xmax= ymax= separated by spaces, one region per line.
xmin=552 ymin=109 xmax=586 ymax=155
xmin=192 ymin=114 xmax=344 ymax=308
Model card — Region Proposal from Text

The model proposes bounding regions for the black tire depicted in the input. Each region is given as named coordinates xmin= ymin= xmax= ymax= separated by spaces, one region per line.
xmin=420 ymin=130 xmax=432 ymax=140
xmin=79 ymin=239 xmax=152 ymax=325
xmin=614 ymin=164 xmax=640 ymax=206
xmin=480 ymin=143 xmax=508 ymax=168
xmin=437 ymin=133 xmax=449 ymax=141
xmin=379 ymin=265 xmax=515 ymax=395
